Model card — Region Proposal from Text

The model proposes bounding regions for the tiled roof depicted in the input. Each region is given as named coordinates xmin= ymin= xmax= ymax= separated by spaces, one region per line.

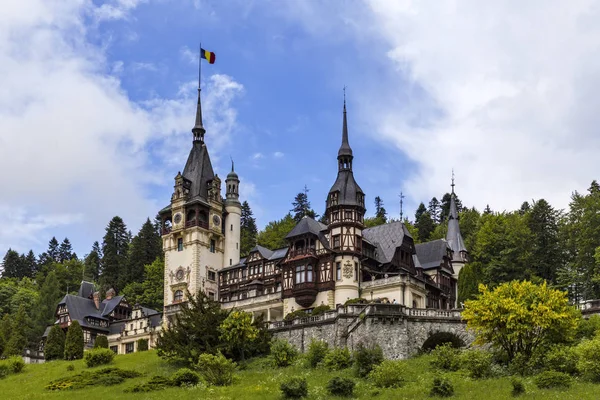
xmin=363 ymin=221 xmax=410 ymax=264
xmin=415 ymin=239 xmax=449 ymax=269
xmin=285 ymin=216 xmax=327 ymax=239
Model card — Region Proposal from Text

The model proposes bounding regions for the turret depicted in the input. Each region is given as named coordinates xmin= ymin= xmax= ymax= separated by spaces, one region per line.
xmin=223 ymin=160 xmax=241 ymax=267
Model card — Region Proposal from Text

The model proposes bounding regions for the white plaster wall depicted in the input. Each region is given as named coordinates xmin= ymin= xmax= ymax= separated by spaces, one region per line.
xmin=223 ymin=204 xmax=241 ymax=268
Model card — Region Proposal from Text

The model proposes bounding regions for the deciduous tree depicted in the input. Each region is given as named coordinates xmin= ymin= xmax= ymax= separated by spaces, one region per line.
xmin=219 ymin=310 xmax=258 ymax=361
xmin=257 ymin=214 xmax=296 ymax=250
xmin=462 ymin=281 xmax=580 ymax=362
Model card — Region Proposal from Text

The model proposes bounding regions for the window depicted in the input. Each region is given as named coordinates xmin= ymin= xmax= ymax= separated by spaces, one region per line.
xmin=130 ymin=324 xmax=134 ymax=331
xmin=295 ymin=265 xmax=305 ymax=284
xmin=177 ymin=238 xmax=183 ymax=251
xmin=307 ymin=265 xmax=313 ymax=282
xmin=174 ymin=290 xmax=183 ymax=303
xmin=345 ymin=211 xmax=352 ymax=220
xmin=210 ymin=239 xmax=216 ymax=253
xmin=336 ymin=262 xmax=341 ymax=280
xmin=125 ymin=342 xmax=134 ymax=354
xmin=333 ymin=235 xmax=341 ymax=249
xmin=242 ymin=269 xmax=247 ymax=279
xmin=83 ymin=330 xmax=91 ymax=343
xmin=236 ymin=242 xmax=238 ymax=249
xmin=230 ymin=258 xmax=232 ymax=266
xmin=110 ymin=346 xmax=118 ymax=354
xmin=208 ymin=271 xmax=216 ymax=281
xmin=355 ymin=262 xmax=359 ymax=281
xmin=230 ymin=224 xmax=233 ymax=231
xmin=208 ymin=292 xmax=215 ymax=301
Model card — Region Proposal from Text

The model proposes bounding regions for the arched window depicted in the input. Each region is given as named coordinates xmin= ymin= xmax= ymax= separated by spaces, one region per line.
xmin=174 ymin=290 xmax=183 ymax=303
xmin=307 ymin=265 xmax=313 ymax=282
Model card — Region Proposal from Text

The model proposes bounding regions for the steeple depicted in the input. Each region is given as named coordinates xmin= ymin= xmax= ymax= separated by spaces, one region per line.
xmin=192 ymin=51 xmax=205 ymax=143
xmin=446 ymin=173 xmax=467 ymax=260
xmin=338 ymin=88 xmax=353 ymax=171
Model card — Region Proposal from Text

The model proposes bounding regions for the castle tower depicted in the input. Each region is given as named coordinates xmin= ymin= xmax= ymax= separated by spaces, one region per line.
xmin=223 ymin=161 xmax=241 ymax=267
xmin=159 ymin=76 xmax=225 ymax=318
xmin=325 ymin=95 xmax=366 ymax=305
xmin=446 ymin=174 xmax=468 ymax=306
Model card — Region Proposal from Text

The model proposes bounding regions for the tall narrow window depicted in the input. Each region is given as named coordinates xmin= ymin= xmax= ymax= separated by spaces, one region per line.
xmin=336 ymin=262 xmax=341 ymax=280
xmin=230 ymin=224 xmax=233 ymax=231
xmin=333 ymin=235 xmax=341 ymax=249
xmin=355 ymin=262 xmax=359 ymax=281
xmin=296 ymin=265 xmax=305 ymax=284
xmin=210 ymin=239 xmax=216 ymax=253
xmin=177 ymin=238 xmax=183 ymax=251
xmin=307 ymin=265 xmax=313 ymax=282
xmin=174 ymin=290 xmax=183 ymax=303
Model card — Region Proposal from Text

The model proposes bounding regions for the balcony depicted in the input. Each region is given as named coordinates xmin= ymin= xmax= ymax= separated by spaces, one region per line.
xmin=186 ymin=219 xmax=209 ymax=229
xmin=292 ymin=281 xmax=318 ymax=308
xmin=287 ymin=248 xmax=317 ymax=260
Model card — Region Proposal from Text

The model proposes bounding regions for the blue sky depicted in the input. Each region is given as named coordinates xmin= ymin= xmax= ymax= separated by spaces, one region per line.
xmin=2 ymin=0 xmax=600 ymax=258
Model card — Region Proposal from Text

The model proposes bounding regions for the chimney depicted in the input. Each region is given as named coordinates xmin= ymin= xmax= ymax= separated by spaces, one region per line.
xmin=93 ymin=291 xmax=100 ymax=310
xmin=105 ymin=288 xmax=116 ymax=300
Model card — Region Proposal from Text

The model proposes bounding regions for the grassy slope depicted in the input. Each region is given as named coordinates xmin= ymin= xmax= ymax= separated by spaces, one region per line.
xmin=0 ymin=350 xmax=598 ymax=400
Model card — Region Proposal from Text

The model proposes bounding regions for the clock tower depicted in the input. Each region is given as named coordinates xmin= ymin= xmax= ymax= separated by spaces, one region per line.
xmin=158 ymin=79 xmax=235 ymax=319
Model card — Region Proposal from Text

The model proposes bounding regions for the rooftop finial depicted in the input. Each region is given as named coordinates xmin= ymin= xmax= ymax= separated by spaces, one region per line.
xmin=451 ymin=169 xmax=455 ymax=194
xmin=343 ymin=85 xmax=346 ymax=111
xmin=231 ymin=156 xmax=234 ymax=172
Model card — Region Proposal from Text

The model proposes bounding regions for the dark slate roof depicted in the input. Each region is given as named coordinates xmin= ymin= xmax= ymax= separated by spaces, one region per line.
xmin=149 ymin=313 xmax=163 ymax=327
xmin=59 ymin=294 xmax=109 ymax=332
xmin=328 ymin=170 xmax=364 ymax=206
xmin=285 ymin=216 xmax=327 ymax=239
xmin=269 ymin=247 xmax=289 ymax=260
xmin=220 ymin=257 xmax=247 ymax=272
xmin=77 ymin=281 xmax=95 ymax=299
xmin=250 ymin=245 xmax=273 ymax=259
xmin=446 ymin=194 xmax=467 ymax=260
xmin=101 ymin=296 xmax=125 ymax=317
xmin=182 ymin=141 xmax=215 ymax=203
xmin=415 ymin=239 xmax=449 ymax=269
xmin=109 ymin=321 xmax=125 ymax=335
xmin=362 ymin=221 xmax=411 ymax=264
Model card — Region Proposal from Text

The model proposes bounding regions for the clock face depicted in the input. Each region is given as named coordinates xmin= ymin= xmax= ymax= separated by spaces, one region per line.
xmin=174 ymin=213 xmax=182 ymax=224
xmin=176 ymin=269 xmax=184 ymax=281
xmin=212 ymin=215 xmax=221 ymax=226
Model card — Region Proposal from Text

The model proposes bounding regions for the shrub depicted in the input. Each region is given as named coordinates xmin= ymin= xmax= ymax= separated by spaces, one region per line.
xmin=66 ymin=364 xmax=75 ymax=371
xmin=511 ymin=378 xmax=525 ymax=397
xmin=93 ymin=335 xmax=108 ymax=349
xmin=305 ymin=339 xmax=329 ymax=368
xmin=45 ymin=325 xmax=66 ymax=361
xmin=197 ymin=352 xmax=236 ymax=386
xmin=84 ymin=348 xmax=115 ymax=368
xmin=46 ymin=368 xmax=141 ymax=391
xmin=126 ymin=375 xmax=173 ymax=392
xmin=171 ymin=368 xmax=200 ymax=386
xmin=368 ymin=360 xmax=408 ymax=388
xmin=280 ymin=376 xmax=308 ymax=399
xmin=344 ymin=298 xmax=367 ymax=305
xmin=326 ymin=376 xmax=355 ymax=397
xmin=508 ymin=352 xmax=541 ymax=376
xmin=534 ymin=371 xmax=572 ymax=389
xmin=430 ymin=343 xmax=461 ymax=372
xmin=545 ymin=345 xmax=578 ymax=375
xmin=64 ymin=320 xmax=84 ymax=360
xmin=576 ymin=337 xmax=600 ymax=381
xmin=577 ymin=315 xmax=600 ymax=340
xmin=430 ymin=376 xmax=454 ymax=397
xmin=323 ymin=347 xmax=352 ymax=370
xmin=460 ymin=349 xmax=492 ymax=379
xmin=0 ymin=364 xmax=9 ymax=379
xmin=270 ymin=339 xmax=298 ymax=367
xmin=6 ymin=356 xmax=25 ymax=373
xmin=284 ymin=310 xmax=309 ymax=321
xmin=136 ymin=338 xmax=149 ymax=352
xmin=354 ymin=342 xmax=384 ymax=377
xmin=311 ymin=305 xmax=331 ymax=316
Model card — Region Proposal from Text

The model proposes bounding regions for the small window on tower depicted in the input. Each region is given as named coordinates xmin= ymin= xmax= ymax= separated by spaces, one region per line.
xmin=231 ymin=224 xmax=233 ymax=231
xmin=208 ymin=271 xmax=216 ymax=281
xmin=336 ymin=262 xmax=342 ymax=280
xmin=177 ymin=238 xmax=183 ymax=252
xmin=230 ymin=259 xmax=232 ymax=266
xmin=333 ymin=235 xmax=341 ymax=249
xmin=210 ymin=239 xmax=216 ymax=253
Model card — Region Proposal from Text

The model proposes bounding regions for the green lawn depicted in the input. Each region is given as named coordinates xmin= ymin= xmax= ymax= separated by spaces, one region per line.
xmin=1 ymin=350 xmax=599 ymax=399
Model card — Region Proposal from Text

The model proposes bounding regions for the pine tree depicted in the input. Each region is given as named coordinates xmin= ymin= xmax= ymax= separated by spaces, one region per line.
xmin=527 ymin=199 xmax=562 ymax=283
xmin=23 ymin=250 xmax=38 ymax=277
xmin=0 ymin=314 xmax=11 ymax=356
xmin=3 ymin=304 xmax=28 ymax=357
xmin=100 ymin=216 xmax=130 ymax=292
xmin=428 ymin=197 xmax=441 ymax=224
xmin=127 ymin=218 xmax=162 ymax=284
xmin=1 ymin=249 xmax=23 ymax=278
xmin=291 ymin=186 xmax=318 ymax=222
xmin=440 ymin=193 xmax=463 ymax=222
xmin=240 ymin=201 xmax=258 ymax=257
xmin=416 ymin=211 xmax=435 ymax=242
xmin=44 ymin=324 xmax=65 ymax=361
xmin=519 ymin=201 xmax=531 ymax=215
xmin=457 ymin=264 xmax=481 ymax=304
xmin=84 ymin=241 xmax=102 ymax=282
xmin=415 ymin=202 xmax=427 ymax=222
xmin=483 ymin=204 xmax=493 ymax=215
xmin=64 ymin=320 xmax=84 ymax=360
xmin=58 ymin=238 xmax=74 ymax=263
xmin=374 ymin=196 xmax=388 ymax=223
xmin=35 ymin=270 xmax=61 ymax=338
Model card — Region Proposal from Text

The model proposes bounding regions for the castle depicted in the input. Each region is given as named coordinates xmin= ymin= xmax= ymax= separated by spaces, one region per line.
xmin=158 ymin=84 xmax=469 ymax=324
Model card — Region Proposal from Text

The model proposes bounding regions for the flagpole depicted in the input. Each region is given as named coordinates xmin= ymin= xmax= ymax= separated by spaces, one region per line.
xmin=198 ymin=42 xmax=202 ymax=90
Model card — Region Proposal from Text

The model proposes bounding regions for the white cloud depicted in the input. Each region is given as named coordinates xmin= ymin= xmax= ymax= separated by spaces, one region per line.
xmin=273 ymin=151 xmax=284 ymax=158
xmin=93 ymin=0 xmax=147 ymax=22
xmin=0 ymin=0 xmax=243 ymax=254
xmin=131 ymin=62 xmax=157 ymax=72
xmin=180 ymin=46 xmax=197 ymax=65
xmin=252 ymin=153 xmax=264 ymax=160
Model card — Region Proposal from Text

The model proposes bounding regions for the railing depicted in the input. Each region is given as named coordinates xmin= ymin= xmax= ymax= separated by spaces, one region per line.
xmin=361 ymin=275 xmax=404 ymax=289
xmin=408 ymin=308 xmax=462 ymax=319
xmin=221 ymin=292 xmax=282 ymax=308
xmin=287 ymin=248 xmax=317 ymax=259
xmin=164 ymin=302 xmax=185 ymax=315
xmin=186 ymin=220 xmax=209 ymax=229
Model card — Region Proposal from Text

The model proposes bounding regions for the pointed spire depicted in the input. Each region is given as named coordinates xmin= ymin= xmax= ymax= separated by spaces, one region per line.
xmin=192 ymin=46 xmax=205 ymax=143
xmin=338 ymin=86 xmax=353 ymax=167
xmin=231 ymin=157 xmax=235 ymax=172
xmin=446 ymin=173 xmax=467 ymax=257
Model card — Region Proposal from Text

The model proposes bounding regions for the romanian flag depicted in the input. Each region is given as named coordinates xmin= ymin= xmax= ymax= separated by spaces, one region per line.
xmin=201 ymin=48 xmax=216 ymax=64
